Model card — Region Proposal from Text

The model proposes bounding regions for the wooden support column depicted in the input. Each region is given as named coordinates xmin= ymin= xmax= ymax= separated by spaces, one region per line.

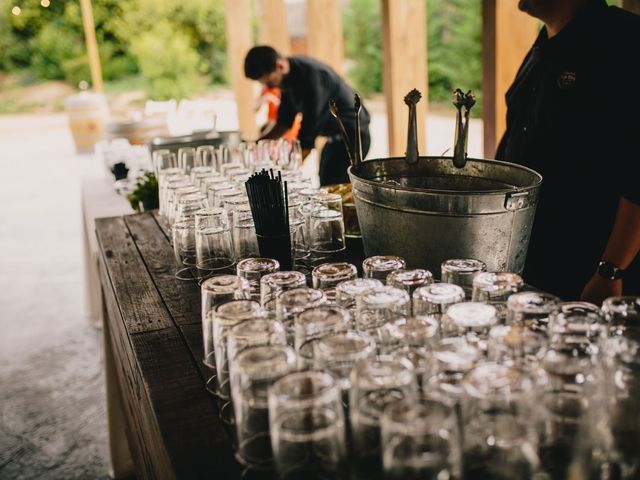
xmin=259 ymin=0 xmax=291 ymax=55
xmin=482 ymin=0 xmax=539 ymax=157
xmin=381 ymin=0 xmax=428 ymax=157
xmin=306 ymin=0 xmax=345 ymax=74
xmin=225 ymin=0 xmax=256 ymax=139
xmin=623 ymin=0 xmax=640 ymax=14
xmin=79 ymin=0 xmax=103 ymax=92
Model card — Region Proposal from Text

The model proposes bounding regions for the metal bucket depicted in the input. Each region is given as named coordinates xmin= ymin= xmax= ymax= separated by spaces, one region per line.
xmin=348 ymin=156 xmax=543 ymax=274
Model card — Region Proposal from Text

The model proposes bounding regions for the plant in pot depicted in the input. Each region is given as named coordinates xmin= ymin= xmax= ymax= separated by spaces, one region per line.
xmin=127 ymin=171 xmax=159 ymax=212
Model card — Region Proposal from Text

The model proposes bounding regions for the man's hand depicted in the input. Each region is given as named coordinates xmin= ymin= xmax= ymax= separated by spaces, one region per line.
xmin=580 ymin=274 xmax=622 ymax=305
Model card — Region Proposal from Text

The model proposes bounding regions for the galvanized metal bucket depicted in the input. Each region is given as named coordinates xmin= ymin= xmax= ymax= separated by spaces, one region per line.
xmin=348 ymin=156 xmax=543 ymax=274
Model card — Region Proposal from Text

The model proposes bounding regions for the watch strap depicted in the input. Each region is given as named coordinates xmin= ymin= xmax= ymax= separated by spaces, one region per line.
xmin=597 ymin=261 xmax=625 ymax=280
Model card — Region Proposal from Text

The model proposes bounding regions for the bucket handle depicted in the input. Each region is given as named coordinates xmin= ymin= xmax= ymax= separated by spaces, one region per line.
xmin=504 ymin=190 xmax=530 ymax=211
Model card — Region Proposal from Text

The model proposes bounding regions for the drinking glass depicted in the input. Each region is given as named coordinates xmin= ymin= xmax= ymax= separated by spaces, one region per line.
xmin=194 ymin=207 xmax=234 ymax=277
xmin=201 ymin=275 xmax=251 ymax=393
xmin=196 ymin=145 xmax=215 ymax=168
xmin=355 ymin=286 xmax=410 ymax=338
xmin=486 ymin=324 xmax=547 ymax=372
xmin=236 ymin=257 xmax=280 ymax=301
xmin=441 ymin=258 xmax=487 ymax=298
xmin=153 ymin=149 xmax=176 ymax=174
xmin=548 ymin=304 xmax=606 ymax=352
xmin=379 ymin=315 xmax=440 ymax=354
xmin=178 ymin=146 xmax=196 ymax=174
xmin=172 ymin=220 xmax=196 ymax=280
xmin=460 ymin=363 xmax=538 ymax=480
xmin=313 ymin=331 xmax=377 ymax=392
xmin=472 ymin=271 xmax=524 ymax=305
xmin=412 ymin=283 xmax=465 ymax=318
xmin=298 ymin=187 xmax=328 ymax=203
xmin=362 ymin=256 xmax=406 ymax=284
xmin=386 ymin=269 xmax=433 ymax=301
xmin=260 ymin=271 xmax=308 ymax=314
xmin=200 ymin=174 xmax=226 ymax=195
xmin=294 ymin=305 xmax=351 ymax=367
xmin=174 ymin=191 xmax=207 ymax=224
xmin=335 ymin=278 xmax=383 ymax=316
xmin=215 ymin=187 xmax=243 ymax=210
xmin=269 ymin=371 xmax=348 ymax=479
xmin=442 ymin=302 xmax=499 ymax=348
xmin=602 ymin=296 xmax=640 ymax=341
xmin=206 ymin=181 xmax=235 ymax=207
xmin=230 ymin=345 xmax=297 ymax=467
xmin=309 ymin=209 xmax=346 ymax=257
xmin=506 ymin=291 xmax=561 ymax=333
xmin=312 ymin=262 xmax=358 ymax=290
xmin=215 ymin=145 xmax=231 ymax=172
xmin=276 ymin=288 xmax=327 ymax=342
xmin=227 ymin=318 xmax=287 ymax=363
xmin=349 ymin=356 xmax=417 ymax=480
xmin=381 ymin=398 xmax=460 ymax=480
xmin=213 ymin=300 xmax=264 ymax=401
xmin=290 ymin=217 xmax=310 ymax=265
xmin=232 ymin=205 xmax=260 ymax=261
xmin=168 ymin=186 xmax=201 ymax=225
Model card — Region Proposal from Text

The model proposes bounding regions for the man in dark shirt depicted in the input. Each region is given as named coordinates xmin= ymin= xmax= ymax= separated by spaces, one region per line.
xmin=244 ymin=45 xmax=371 ymax=186
xmin=496 ymin=0 xmax=640 ymax=302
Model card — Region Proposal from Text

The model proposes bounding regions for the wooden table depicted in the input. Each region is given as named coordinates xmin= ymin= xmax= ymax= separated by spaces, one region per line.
xmin=96 ymin=210 xmax=366 ymax=479
xmin=97 ymin=211 xmax=243 ymax=480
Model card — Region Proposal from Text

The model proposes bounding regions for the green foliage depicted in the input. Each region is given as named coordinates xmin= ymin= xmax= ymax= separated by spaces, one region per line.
xmin=343 ymin=0 xmax=383 ymax=96
xmin=343 ymin=0 xmax=483 ymax=107
xmin=127 ymin=171 xmax=159 ymax=212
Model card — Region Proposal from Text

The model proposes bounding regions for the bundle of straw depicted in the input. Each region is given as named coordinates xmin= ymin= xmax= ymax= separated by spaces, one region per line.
xmin=245 ymin=169 xmax=292 ymax=269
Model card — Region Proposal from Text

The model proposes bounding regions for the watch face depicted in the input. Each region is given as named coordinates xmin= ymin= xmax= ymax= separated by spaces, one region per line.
xmin=598 ymin=262 xmax=621 ymax=280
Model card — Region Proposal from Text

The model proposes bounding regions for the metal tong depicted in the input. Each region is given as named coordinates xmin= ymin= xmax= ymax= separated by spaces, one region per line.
xmin=328 ymin=98 xmax=358 ymax=170
xmin=452 ymin=88 xmax=476 ymax=169
xmin=404 ymin=89 xmax=421 ymax=164
xmin=354 ymin=94 xmax=364 ymax=170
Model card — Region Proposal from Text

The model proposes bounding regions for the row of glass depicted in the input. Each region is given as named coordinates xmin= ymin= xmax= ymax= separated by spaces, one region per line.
xmin=199 ymin=253 xmax=640 ymax=479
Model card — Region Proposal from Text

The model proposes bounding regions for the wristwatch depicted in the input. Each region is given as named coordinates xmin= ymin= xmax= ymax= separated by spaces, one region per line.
xmin=597 ymin=261 xmax=625 ymax=280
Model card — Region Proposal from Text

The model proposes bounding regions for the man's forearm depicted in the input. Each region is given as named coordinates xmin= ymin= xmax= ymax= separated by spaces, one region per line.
xmin=601 ymin=197 xmax=640 ymax=269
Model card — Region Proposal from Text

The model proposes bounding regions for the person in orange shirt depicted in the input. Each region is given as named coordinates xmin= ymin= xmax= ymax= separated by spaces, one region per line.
xmin=256 ymin=86 xmax=301 ymax=140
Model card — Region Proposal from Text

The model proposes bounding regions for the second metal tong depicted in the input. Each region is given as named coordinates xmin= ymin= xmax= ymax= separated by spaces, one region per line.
xmin=452 ymin=88 xmax=476 ymax=169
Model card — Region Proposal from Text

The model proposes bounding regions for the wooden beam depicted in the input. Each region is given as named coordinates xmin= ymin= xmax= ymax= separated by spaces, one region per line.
xmin=482 ymin=0 xmax=539 ymax=157
xmin=306 ymin=0 xmax=345 ymax=74
xmin=79 ymin=0 xmax=103 ymax=92
xmin=381 ymin=0 xmax=428 ymax=157
xmin=258 ymin=0 xmax=291 ymax=55
xmin=623 ymin=0 xmax=640 ymax=14
xmin=224 ymin=0 xmax=256 ymax=139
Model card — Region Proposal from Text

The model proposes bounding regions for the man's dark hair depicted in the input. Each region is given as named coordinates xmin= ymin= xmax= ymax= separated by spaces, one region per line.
xmin=244 ymin=46 xmax=280 ymax=80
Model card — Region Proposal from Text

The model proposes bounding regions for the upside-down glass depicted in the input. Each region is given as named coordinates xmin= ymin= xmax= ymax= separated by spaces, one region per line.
xmin=442 ymin=302 xmax=499 ymax=347
xmin=350 ymin=356 xmax=417 ymax=480
xmin=172 ymin=220 xmax=196 ymax=280
xmin=314 ymin=331 xmax=377 ymax=392
xmin=294 ymin=305 xmax=351 ymax=367
xmin=153 ymin=149 xmax=176 ymax=174
xmin=412 ymin=283 xmax=465 ymax=319
xmin=196 ymin=145 xmax=215 ymax=168
xmin=506 ymin=291 xmax=561 ymax=333
xmin=381 ymin=398 xmax=460 ymax=480
xmin=602 ymin=296 xmax=640 ymax=341
xmin=486 ymin=324 xmax=547 ymax=372
xmin=260 ymin=271 xmax=308 ymax=314
xmin=472 ymin=271 xmax=524 ymax=302
xmin=461 ymin=363 xmax=538 ymax=480
xmin=269 ymin=371 xmax=348 ymax=480
xmin=178 ymin=146 xmax=196 ymax=174
xmin=201 ymin=275 xmax=251 ymax=393
xmin=276 ymin=288 xmax=327 ymax=342
xmin=363 ymin=256 xmax=407 ymax=284
xmin=236 ymin=257 xmax=280 ymax=301
xmin=386 ymin=269 xmax=434 ymax=301
xmin=230 ymin=345 xmax=297 ymax=467
xmin=441 ymin=258 xmax=487 ymax=298
xmin=232 ymin=205 xmax=260 ymax=261
xmin=335 ymin=278 xmax=383 ymax=316
xmin=227 ymin=318 xmax=287 ymax=364
xmin=194 ymin=208 xmax=234 ymax=277
xmin=212 ymin=300 xmax=264 ymax=401
xmin=379 ymin=315 xmax=440 ymax=354
xmin=312 ymin=262 xmax=358 ymax=290
xmin=355 ymin=286 xmax=411 ymax=337
xmin=309 ymin=209 xmax=346 ymax=258
xmin=174 ymin=191 xmax=207 ymax=225
xmin=207 ymin=181 xmax=235 ymax=207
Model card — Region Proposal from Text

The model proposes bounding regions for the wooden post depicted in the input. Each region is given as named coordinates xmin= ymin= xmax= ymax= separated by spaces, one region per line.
xmin=622 ymin=0 xmax=640 ymax=14
xmin=482 ymin=0 xmax=539 ymax=157
xmin=224 ymin=0 xmax=256 ymax=139
xmin=258 ymin=0 xmax=291 ymax=55
xmin=79 ymin=0 xmax=103 ymax=92
xmin=381 ymin=0 xmax=428 ymax=156
xmin=306 ymin=0 xmax=344 ymax=74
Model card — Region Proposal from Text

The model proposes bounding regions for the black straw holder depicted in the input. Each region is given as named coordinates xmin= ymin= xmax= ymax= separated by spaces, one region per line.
xmin=256 ymin=233 xmax=293 ymax=271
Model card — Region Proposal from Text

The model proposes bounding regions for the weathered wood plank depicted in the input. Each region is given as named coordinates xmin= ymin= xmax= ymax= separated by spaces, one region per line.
xmin=307 ymin=0 xmax=345 ymax=74
xmin=97 ymin=216 xmax=242 ymax=479
xmin=125 ymin=213 xmax=201 ymax=328
xmin=96 ymin=216 xmax=173 ymax=334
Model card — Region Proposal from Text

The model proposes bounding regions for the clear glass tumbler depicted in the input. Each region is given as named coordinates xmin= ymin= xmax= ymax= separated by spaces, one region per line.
xmin=312 ymin=262 xmax=358 ymax=290
xmin=363 ymin=256 xmax=406 ymax=284
xmin=236 ymin=257 xmax=279 ymax=301
xmin=412 ymin=283 xmax=465 ymax=318
xmin=294 ymin=305 xmax=351 ymax=367
xmin=355 ymin=286 xmax=411 ymax=338
xmin=260 ymin=271 xmax=308 ymax=314
xmin=195 ymin=207 xmax=234 ymax=277
xmin=441 ymin=258 xmax=487 ymax=298
xmin=386 ymin=269 xmax=434 ymax=302
xmin=276 ymin=288 xmax=327 ymax=343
